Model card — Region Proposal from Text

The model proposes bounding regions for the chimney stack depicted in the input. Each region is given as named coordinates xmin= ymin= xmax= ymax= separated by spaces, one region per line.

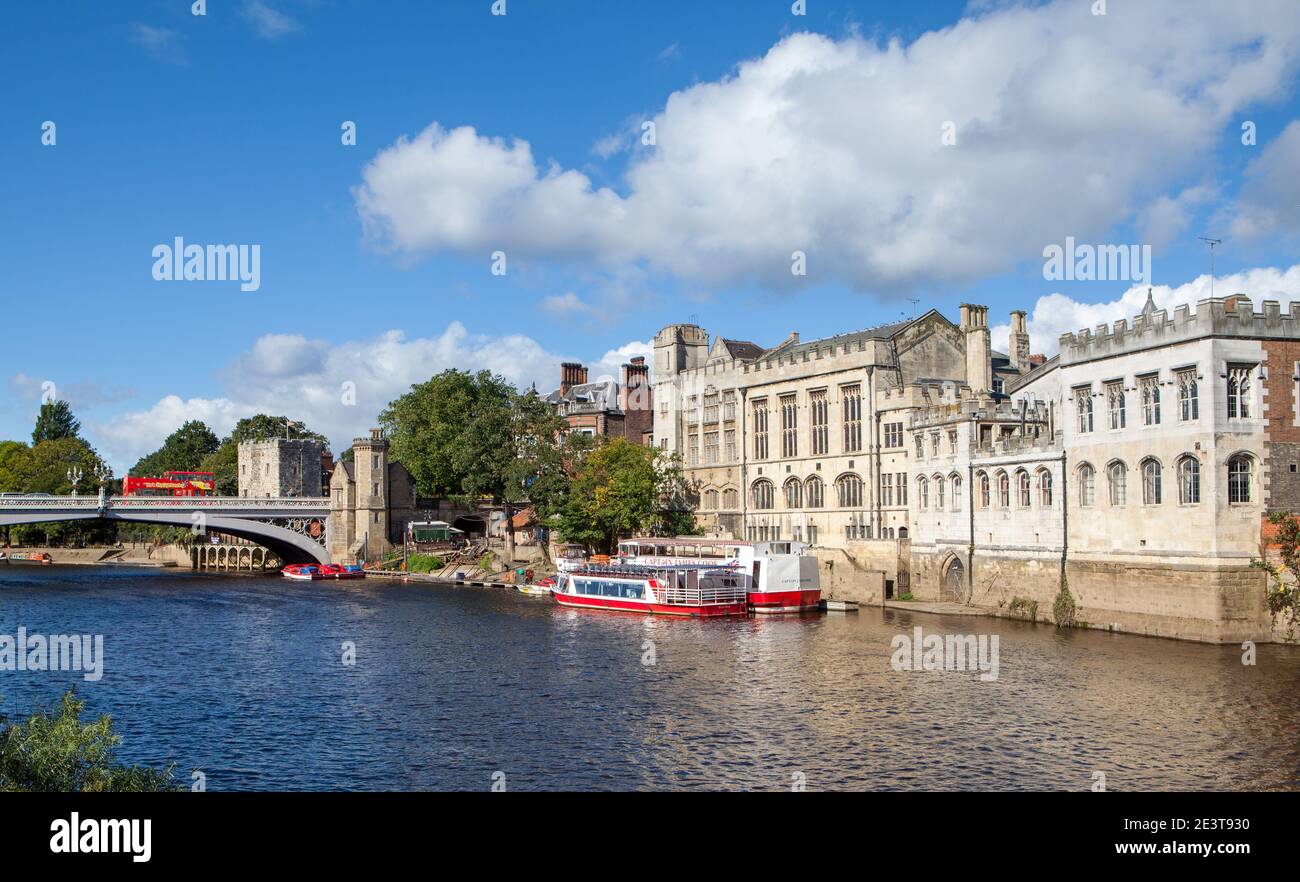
xmin=559 ymin=362 xmax=587 ymax=396
xmin=620 ymin=356 xmax=651 ymax=412
xmin=1009 ymin=310 xmax=1030 ymax=374
xmin=960 ymin=304 xmax=992 ymax=394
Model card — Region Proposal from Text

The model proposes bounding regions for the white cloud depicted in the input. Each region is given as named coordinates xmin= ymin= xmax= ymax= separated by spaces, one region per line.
xmin=91 ymin=324 xmax=650 ymax=473
xmin=1228 ymin=121 xmax=1300 ymax=240
xmin=129 ymin=23 xmax=186 ymax=65
xmin=354 ymin=0 xmax=1300 ymax=293
xmin=989 ymin=263 xmax=1300 ymax=358
xmin=539 ymin=291 xmax=592 ymax=316
xmin=241 ymin=0 xmax=300 ymax=40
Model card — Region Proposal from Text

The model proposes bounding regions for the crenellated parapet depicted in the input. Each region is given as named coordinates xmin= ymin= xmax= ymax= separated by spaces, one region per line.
xmin=909 ymin=397 xmax=1050 ymax=430
xmin=1058 ymin=294 xmax=1300 ymax=365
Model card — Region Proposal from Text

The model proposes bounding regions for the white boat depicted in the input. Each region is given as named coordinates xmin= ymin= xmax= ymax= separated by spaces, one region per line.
xmin=554 ymin=563 xmax=749 ymax=617
xmin=615 ymin=538 xmax=821 ymax=613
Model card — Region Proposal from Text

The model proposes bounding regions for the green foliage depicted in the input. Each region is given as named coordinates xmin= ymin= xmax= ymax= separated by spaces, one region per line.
xmin=1008 ymin=596 xmax=1039 ymax=621
xmin=477 ymin=552 xmax=495 ymax=572
xmin=1052 ymin=576 xmax=1077 ymax=628
xmin=198 ymin=441 xmax=239 ymax=496
xmin=554 ymin=438 xmax=697 ymax=552
xmin=0 ymin=691 xmax=182 ymax=792
xmin=898 ymin=592 xmax=915 ymax=601
xmin=381 ymin=371 xmax=482 ymax=497
xmin=407 ymin=554 xmax=444 ymax=574
xmin=32 ymin=400 xmax=81 ymax=445
xmin=228 ymin=414 xmax=328 ymax=446
xmin=1252 ymin=512 xmax=1300 ymax=640
xmin=129 ymin=420 xmax=220 ymax=477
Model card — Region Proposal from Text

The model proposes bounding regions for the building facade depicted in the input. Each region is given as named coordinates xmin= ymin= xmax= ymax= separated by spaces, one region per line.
xmin=544 ymin=358 xmax=653 ymax=444
xmin=237 ymin=438 xmax=324 ymax=498
xmin=328 ymin=429 xmax=418 ymax=563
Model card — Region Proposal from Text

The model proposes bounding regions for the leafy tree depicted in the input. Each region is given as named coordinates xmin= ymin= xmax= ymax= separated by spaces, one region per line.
xmin=228 ymin=414 xmax=327 ymax=446
xmin=32 ymin=400 xmax=80 ymax=444
xmin=20 ymin=436 xmax=102 ymax=494
xmin=129 ymin=420 xmax=220 ymax=477
xmin=0 ymin=691 xmax=181 ymax=792
xmin=198 ymin=443 xmax=239 ymax=496
xmin=1252 ymin=512 xmax=1300 ymax=641
xmin=555 ymin=438 xmax=697 ymax=553
xmin=0 ymin=441 xmax=29 ymax=493
xmin=381 ymin=371 xmax=480 ymax=497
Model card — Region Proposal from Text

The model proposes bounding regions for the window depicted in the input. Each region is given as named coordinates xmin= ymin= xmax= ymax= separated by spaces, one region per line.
xmin=884 ymin=422 xmax=903 ymax=448
xmin=723 ymin=488 xmax=739 ymax=509
xmin=977 ymin=471 xmax=990 ymax=509
xmin=1140 ymin=374 xmax=1160 ymax=426
xmin=1075 ymin=386 xmax=1094 ymax=433
xmin=805 ymin=477 xmax=824 ymax=508
xmin=781 ymin=394 xmax=798 ymax=458
xmin=751 ymin=479 xmax=775 ymax=510
xmin=1178 ymin=369 xmax=1199 ymax=421
xmin=997 ymin=471 xmax=1010 ymax=508
xmin=1039 ymin=470 xmax=1053 ymax=508
xmin=1108 ymin=462 xmax=1127 ymax=506
xmin=836 ymin=474 xmax=864 ymax=508
xmin=993 ymin=377 xmax=1005 ymax=395
xmin=1228 ymin=455 xmax=1253 ymax=504
xmin=722 ymin=390 xmax=737 ymax=422
xmin=897 ymin=472 xmax=907 ymax=506
xmin=948 ymin=430 xmax=958 ymax=454
xmin=918 ymin=477 xmax=929 ymax=510
xmin=703 ymin=393 xmax=720 ymax=424
xmin=1107 ymin=381 xmax=1126 ymax=430
xmin=881 ymin=473 xmax=894 ymax=507
xmin=752 ymin=401 xmax=769 ymax=460
xmin=810 ymin=391 xmax=829 ymax=455
xmin=842 ymin=385 xmax=862 ymax=452
xmin=704 ymin=489 xmax=719 ymax=509
xmin=1017 ymin=470 xmax=1031 ymax=508
xmin=1177 ymin=457 xmax=1200 ymax=504
xmin=915 ymin=435 xmax=925 ymax=459
xmin=935 ymin=476 xmax=946 ymax=510
xmin=784 ymin=478 xmax=802 ymax=509
xmin=951 ymin=475 xmax=962 ymax=511
xmin=1142 ymin=459 xmax=1162 ymax=505
xmin=704 ymin=431 xmax=719 ymax=464
xmin=1227 ymin=364 xmax=1253 ymax=419
xmin=725 ymin=429 xmax=736 ymax=462
xmin=687 ymin=440 xmax=698 ymax=465
xmin=1078 ymin=464 xmax=1095 ymax=507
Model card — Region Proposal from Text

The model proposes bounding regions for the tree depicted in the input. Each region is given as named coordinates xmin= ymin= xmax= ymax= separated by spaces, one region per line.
xmin=380 ymin=371 xmax=480 ymax=497
xmin=32 ymin=400 xmax=80 ymax=445
xmin=228 ymin=414 xmax=328 ymax=446
xmin=555 ymin=438 xmax=698 ymax=553
xmin=0 ymin=691 xmax=181 ymax=792
xmin=0 ymin=441 xmax=29 ymax=493
xmin=129 ymin=420 xmax=220 ymax=477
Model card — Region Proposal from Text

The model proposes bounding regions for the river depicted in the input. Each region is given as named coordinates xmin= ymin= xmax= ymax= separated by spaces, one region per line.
xmin=1 ymin=565 xmax=1297 ymax=791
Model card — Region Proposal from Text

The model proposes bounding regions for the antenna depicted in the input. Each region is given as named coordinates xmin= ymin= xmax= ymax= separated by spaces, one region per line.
xmin=1198 ymin=236 xmax=1223 ymax=299
xmin=908 ymin=298 xmax=920 ymax=317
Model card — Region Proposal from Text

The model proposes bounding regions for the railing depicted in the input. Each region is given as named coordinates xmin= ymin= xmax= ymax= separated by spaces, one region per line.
xmin=573 ymin=564 xmax=749 ymax=606
xmin=0 ymin=496 xmax=329 ymax=510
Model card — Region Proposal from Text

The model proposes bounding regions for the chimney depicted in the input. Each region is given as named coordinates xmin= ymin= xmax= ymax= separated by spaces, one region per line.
xmin=960 ymin=304 xmax=992 ymax=394
xmin=1009 ymin=310 xmax=1030 ymax=374
xmin=560 ymin=362 xmax=586 ymax=396
xmin=621 ymin=356 xmax=651 ymax=412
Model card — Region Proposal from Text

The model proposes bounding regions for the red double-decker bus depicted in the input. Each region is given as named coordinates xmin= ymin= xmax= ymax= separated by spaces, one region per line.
xmin=121 ymin=471 xmax=216 ymax=497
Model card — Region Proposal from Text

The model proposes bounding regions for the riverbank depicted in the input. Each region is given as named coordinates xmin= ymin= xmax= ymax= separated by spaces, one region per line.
xmin=1 ymin=545 xmax=182 ymax=567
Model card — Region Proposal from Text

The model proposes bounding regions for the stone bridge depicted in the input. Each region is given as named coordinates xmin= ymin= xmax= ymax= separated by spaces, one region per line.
xmin=0 ymin=494 xmax=333 ymax=565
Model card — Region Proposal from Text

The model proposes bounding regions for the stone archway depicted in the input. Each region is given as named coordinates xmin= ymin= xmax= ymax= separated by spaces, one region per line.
xmin=941 ymin=555 xmax=965 ymax=602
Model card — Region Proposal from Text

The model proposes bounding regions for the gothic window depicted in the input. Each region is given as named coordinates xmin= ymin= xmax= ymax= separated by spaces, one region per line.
xmin=722 ymin=488 xmax=739 ymax=509
xmin=881 ymin=473 xmax=894 ymax=507
xmin=842 ymin=385 xmax=862 ymax=453
xmin=810 ymin=391 xmax=829 ymax=455
xmin=784 ymin=478 xmax=802 ymax=509
xmin=918 ymin=477 xmax=929 ymax=511
xmin=1178 ymin=457 xmax=1200 ymax=505
xmin=951 ymin=475 xmax=963 ymax=511
xmin=1141 ymin=458 xmax=1162 ymax=505
xmin=1140 ymin=374 xmax=1160 ymax=426
xmin=1108 ymin=461 xmax=1127 ymax=506
xmin=1075 ymin=385 xmax=1094 ymax=433
xmin=1178 ymin=369 xmax=1199 ymax=421
xmin=751 ymin=479 xmax=775 ymax=510
xmin=781 ymin=394 xmax=798 ymax=458
xmin=704 ymin=489 xmax=719 ymax=509
xmin=997 ymin=471 xmax=1010 ymax=508
xmin=805 ymin=476 xmax=824 ymax=508
xmin=752 ymin=401 xmax=769 ymax=460
xmin=1038 ymin=469 xmax=1053 ymax=507
xmin=1078 ymin=464 xmax=1095 ymax=507
xmin=1228 ymin=455 xmax=1253 ymax=504
xmin=977 ymin=471 xmax=990 ymax=509
xmin=1107 ymin=381 xmax=1126 ymax=430
xmin=836 ymin=474 xmax=864 ymax=508
xmin=935 ymin=476 xmax=946 ymax=510
xmin=1017 ymin=469 xmax=1031 ymax=508
xmin=1227 ymin=364 xmax=1254 ymax=419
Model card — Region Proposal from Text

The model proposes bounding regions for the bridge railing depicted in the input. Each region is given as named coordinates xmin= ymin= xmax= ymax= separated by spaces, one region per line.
xmin=0 ymin=496 xmax=330 ymax=510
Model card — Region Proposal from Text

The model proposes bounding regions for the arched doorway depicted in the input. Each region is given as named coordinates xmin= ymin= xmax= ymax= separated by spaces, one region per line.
xmin=941 ymin=555 xmax=965 ymax=602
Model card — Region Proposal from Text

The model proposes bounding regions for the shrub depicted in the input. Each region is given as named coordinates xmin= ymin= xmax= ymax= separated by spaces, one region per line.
xmin=1052 ymin=576 xmax=1077 ymax=628
xmin=406 ymin=554 xmax=444 ymax=574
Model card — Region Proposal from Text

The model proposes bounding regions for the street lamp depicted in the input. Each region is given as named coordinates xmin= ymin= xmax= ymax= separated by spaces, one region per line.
xmin=66 ymin=466 xmax=84 ymax=497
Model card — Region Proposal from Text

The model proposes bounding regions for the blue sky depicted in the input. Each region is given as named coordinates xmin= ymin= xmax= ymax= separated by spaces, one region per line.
xmin=3 ymin=0 xmax=1300 ymax=471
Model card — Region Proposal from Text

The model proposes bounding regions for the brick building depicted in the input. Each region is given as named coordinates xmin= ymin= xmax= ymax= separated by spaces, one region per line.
xmin=544 ymin=357 xmax=653 ymax=443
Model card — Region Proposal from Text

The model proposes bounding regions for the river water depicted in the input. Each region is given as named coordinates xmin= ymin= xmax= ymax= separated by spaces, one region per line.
xmin=1 ymin=565 xmax=1297 ymax=791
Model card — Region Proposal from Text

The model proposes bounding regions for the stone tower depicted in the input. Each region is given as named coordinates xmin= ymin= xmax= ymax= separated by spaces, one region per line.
xmin=1009 ymin=310 xmax=1031 ymax=374
xmin=352 ymin=428 xmax=389 ymax=562
xmin=960 ymin=304 xmax=992 ymax=393
xmin=653 ymin=323 xmax=709 ymax=378
xmin=237 ymin=438 xmax=324 ymax=498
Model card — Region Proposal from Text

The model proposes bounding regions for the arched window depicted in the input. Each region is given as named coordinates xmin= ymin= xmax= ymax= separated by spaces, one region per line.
xmin=1108 ymin=461 xmax=1127 ymax=506
xmin=1141 ymin=458 xmax=1162 ymax=505
xmin=918 ymin=476 xmax=929 ymax=511
xmin=1177 ymin=456 xmax=1200 ymax=505
xmin=722 ymin=488 xmax=739 ymax=509
xmin=784 ymin=478 xmax=802 ymax=509
xmin=950 ymin=475 xmax=963 ymax=511
xmin=997 ymin=471 xmax=1010 ymax=508
xmin=704 ymin=489 xmax=719 ymax=510
xmin=1228 ymin=455 xmax=1253 ymax=504
xmin=977 ymin=471 xmax=990 ymax=509
xmin=1038 ymin=469 xmax=1053 ymax=508
xmin=935 ymin=475 xmax=946 ymax=511
xmin=751 ymin=479 xmax=775 ymax=510
xmin=1016 ymin=469 xmax=1031 ymax=508
xmin=836 ymin=474 xmax=864 ymax=508
xmin=805 ymin=476 xmax=824 ymax=508
xmin=1078 ymin=464 xmax=1095 ymax=507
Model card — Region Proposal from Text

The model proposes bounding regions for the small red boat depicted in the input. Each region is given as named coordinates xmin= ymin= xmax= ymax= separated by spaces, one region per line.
xmin=6 ymin=551 xmax=53 ymax=566
xmin=553 ymin=563 xmax=749 ymax=617
xmin=282 ymin=564 xmax=366 ymax=581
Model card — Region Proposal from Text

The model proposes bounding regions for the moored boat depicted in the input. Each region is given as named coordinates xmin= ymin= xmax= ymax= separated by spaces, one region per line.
xmin=616 ymin=538 xmax=821 ymax=613
xmin=282 ymin=563 xmax=366 ymax=581
xmin=7 ymin=551 xmax=53 ymax=566
xmin=554 ymin=563 xmax=749 ymax=617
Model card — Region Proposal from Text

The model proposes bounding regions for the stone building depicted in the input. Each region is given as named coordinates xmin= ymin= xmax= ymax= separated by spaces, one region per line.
xmin=544 ymin=358 xmax=653 ymax=443
xmin=907 ymin=291 xmax=1286 ymax=643
xmin=237 ymin=438 xmax=324 ymax=498
xmin=328 ymin=429 xmax=418 ymax=563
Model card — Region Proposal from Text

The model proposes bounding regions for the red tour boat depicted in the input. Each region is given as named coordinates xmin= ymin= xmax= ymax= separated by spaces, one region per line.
xmin=282 ymin=564 xmax=366 ymax=581
xmin=615 ymin=538 xmax=821 ymax=613
xmin=553 ymin=563 xmax=749 ymax=617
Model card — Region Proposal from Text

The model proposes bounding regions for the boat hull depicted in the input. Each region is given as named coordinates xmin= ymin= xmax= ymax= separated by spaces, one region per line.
xmin=749 ymin=589 xmax=821 ymax=613
xmin=554 ymin=592 xmax=747 ymax=617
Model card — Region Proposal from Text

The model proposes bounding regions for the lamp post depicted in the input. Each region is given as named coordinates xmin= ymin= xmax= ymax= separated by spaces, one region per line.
xmin=66 ymin=466 xmax=84 ymax=497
